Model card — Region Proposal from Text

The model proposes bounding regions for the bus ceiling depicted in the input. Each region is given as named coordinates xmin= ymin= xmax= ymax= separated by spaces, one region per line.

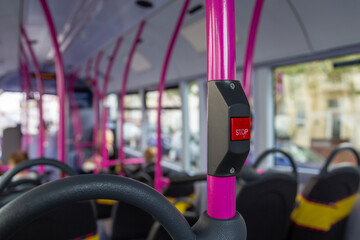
xmin=1 ymin=0 xmax=360 ymax=92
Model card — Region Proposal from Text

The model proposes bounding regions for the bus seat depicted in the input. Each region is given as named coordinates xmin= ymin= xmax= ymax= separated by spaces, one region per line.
xmin=288 ymin=145 xmax=360 ymax=240
xmin=9 ymin=201 xmax=97 ymax=240
xmin=147 ymin=211 xmax=199 ymax=240
xmin=1 ymin=127 xmax=21 ymax=165
xmin=237 ymin=149 xmax=298 ymax=240
xmin=110 ymin=202 xmax=154 ymax=240
xmin=345 ymin=194 xmax=360 ymax=240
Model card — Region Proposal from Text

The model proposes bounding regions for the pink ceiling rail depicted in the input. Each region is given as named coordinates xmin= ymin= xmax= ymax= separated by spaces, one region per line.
xmin=18 ymin=59 xmax=26 ymax=152
xmin=206 ymin=0 xmax=237 ymax=219
xmin=118 ymin=21 xmax=146 ymax=170
xmin=100 ymin=107 xmax=109 ymax=169
xmin=100 ymin=37 xmax=123 ymax=169
xmin=19 ymin=44 xmax=31 ymax=152
xmin=92 ymin=51 xmax=104 ymax=173
xmin=68 ymin=68 xmax=83 ymax=168
xmin=155 ymin=0 xmax=191 ymax=193
xmin=242 ymin=0 xmax=264 ymax=98
xmin=88 ymin=37 xmax=123 ymax=172
xmin=102 ymin=38 xmax=123 ymax=100
xmin=40 ymin=0 xmax=67 ymax=163
xmin=20 ymin=26 xmax=45 ymax=173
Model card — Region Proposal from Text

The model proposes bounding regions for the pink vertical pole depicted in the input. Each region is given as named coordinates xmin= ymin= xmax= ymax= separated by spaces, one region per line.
xmin=40 ymin=0 xmax=67 ymax=163
xmin=102 ymin=38 xmax=123 ymax=100
xmin=206 ymin=0 xmax=237 ymax=219
xmin=20 ymin=26 xmax=45 ymax=173
xmin=101 ymin=37 xmax=122 ymax=168
xmin=85 ymin=58 xmax=93 ymax=162
xmin=101 ymin=108 xmax=108 ymax=169
xmin=155 ymin=0 xmax=191 ymax=193
xmin=118 ymin=21 xmax=146 ymax=168
xmin=93 ymin=51 xmax=103 ymax=173
xmin=68 ymin=69 xmax=83 ymax=168
xmin=18 ymin=59 xmax=27 ymax=152
xmin=19 ymin=44 xmax=31 ymax=152
xmin=242 ymin=0 xmax=264 ymax=98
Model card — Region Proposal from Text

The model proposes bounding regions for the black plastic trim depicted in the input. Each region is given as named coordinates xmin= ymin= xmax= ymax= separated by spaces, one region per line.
xmin=0 ymin=158 xmax=76 ymax=194
xmin=207 ymin=80 xmax=250 ymax=177
xmin=0 ymin=175 xmax=195 ymax=240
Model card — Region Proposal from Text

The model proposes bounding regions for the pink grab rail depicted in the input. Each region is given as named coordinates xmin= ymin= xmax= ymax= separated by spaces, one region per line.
xmin=20 ymin=26 xmax=45 ymax=173
xmin=155 ymin=0 xmax=191 ymax=193
xmin=19 ymin=44 xmax=31 ymax=152
xmin=242 ymin=0 xmax=265 ymax=98
xmin=68 ymin=69 xmax=84 ymax=168
xmin=100 ymin=37 xmax=123 ymax=169
xmin=118 ymin=21 xmax=146 ymax=170
xmin=92 ymin=51 xmax=104 ymax=173
xmin=206 ymin=0 xmax=237 ymax=219
xmin=40 ymin=0 xmax=67 ymax=164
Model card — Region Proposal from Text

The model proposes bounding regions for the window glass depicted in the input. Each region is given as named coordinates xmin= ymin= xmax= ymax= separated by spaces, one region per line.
xmin=124 ymin=94 xmax=141 ymax=108
xmin=20 ymin=94 xmax=59 ymax=135
xmin=124 ymin=109 xmax=142 ymax=151
xmin=145 ymin=91 xmax=158 ymax=109
xmin=105 ymin=94 xmax=118 ymax=122
xmin=146 ymin=89 xmax=182 ymax=108
xmin=188 ymin=82 xmax=200 ymax=169
xmin=115 ymin=93 xmax=143 ymax=152
xmin=274 ymin=54 xmax=360 ymax=167
xmin=146 ymin=88 xmax=182 ymax=163
xmin=42 ymin=95 xmax=59 ymax=135
xmin=0 ymin=92 xmax=22 ymax=136
xmin=0 ymin=93 xmax=58 ymax=159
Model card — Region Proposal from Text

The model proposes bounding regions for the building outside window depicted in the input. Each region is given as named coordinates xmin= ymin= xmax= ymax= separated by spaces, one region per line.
xmin=274 ymin=53 xmax=360 ymax=167
xmin=123 ymin=93 xmax=142 ymax=152
xmin=188 ymin=82 xmax=200 ymax=170
xmin=146 ymin=88 xmax=182 ymax=164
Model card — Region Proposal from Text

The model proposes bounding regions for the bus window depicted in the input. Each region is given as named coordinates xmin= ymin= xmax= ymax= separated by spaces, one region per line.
xmin=124 ymin=93 xmax=142 ymax=152
xmin=188 ymin=82 xmax=200 ymax=171
xmin=146 ymin=88 xmax=182 ymax=164
xmin=105 ymin=93 xmax=118 ymax=122
xmin=274 ymin=53 xmax=360 ymax=168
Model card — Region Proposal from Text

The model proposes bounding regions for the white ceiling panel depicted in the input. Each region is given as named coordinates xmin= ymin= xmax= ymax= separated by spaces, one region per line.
xmin=2 ymin=0 xmax=360 ymax=92
xmin=291 ymin=0 xmax=360 ymax=51
xmin=0 ymin=0 xmax=19 ymax=81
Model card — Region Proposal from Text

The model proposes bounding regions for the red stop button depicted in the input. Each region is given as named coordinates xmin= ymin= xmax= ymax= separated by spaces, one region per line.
xmin=231 ymin=117 xmax=251 ymax=141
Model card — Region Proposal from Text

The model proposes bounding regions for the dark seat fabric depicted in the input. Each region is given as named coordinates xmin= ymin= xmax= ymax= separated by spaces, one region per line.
xmin=147 ymin=212 xmax=199 ymax=240
xmin=96 ymin=202 xmax=114 ymax=219
xmin=109 ymin=167 xmax=194 ymax=239
xmin=9 ymin=201 xmax=97 ymax=240
xmin=237 ymin=170 xmax=298 ymax=240
xmin=163 ymin=169 xmax=194 ymax=198
xmin=111 ymin=202 xmax=155 ymax=240
xmin=288 ymin=166 xmax=360 ymax=240
xmin=134 ymin=166 xmax=195 ymax=198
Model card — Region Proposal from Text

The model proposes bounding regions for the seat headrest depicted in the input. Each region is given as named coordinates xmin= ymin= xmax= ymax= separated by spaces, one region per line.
xmin=241 ymin=165 xmax=297 ymax=183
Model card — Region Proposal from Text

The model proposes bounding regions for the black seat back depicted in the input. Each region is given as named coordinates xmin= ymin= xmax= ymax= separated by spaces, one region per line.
xmin=0 ymin=159 xmax=97 ymax=239
xmin=237 ymin=149 xmax=298 ymax=240
xmin=147 ymin=212 xmax=199 ymax=240
xmin=288 ymin=146 xmax=360 ymax=240
xmin=111 ymin=201 xmax=154 ymax=240
xmin=10 ymin=201 xmax=97 ymax=240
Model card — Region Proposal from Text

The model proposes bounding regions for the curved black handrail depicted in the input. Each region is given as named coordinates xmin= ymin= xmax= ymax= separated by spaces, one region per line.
xmin=0 ymin=174 xmax=196 ymax=240
xmin=253 ymin=148 xmax=297 ymax=179
xmin=0 ymin=158 xmax=76 ymax=194
xmin=320 ymin=145 xmax=360 ymax=175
